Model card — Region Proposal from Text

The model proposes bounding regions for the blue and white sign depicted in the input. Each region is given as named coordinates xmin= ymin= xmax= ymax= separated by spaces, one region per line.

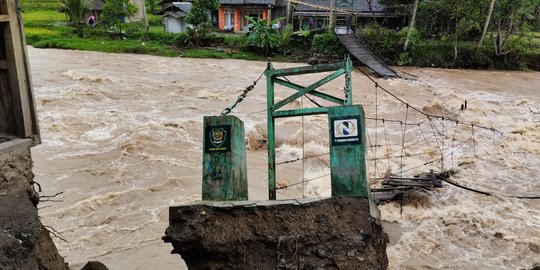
xmin=334 ymin=119 xmax=358 ymax=138
xmin=330 ymin=117 xmax=361 ymax=145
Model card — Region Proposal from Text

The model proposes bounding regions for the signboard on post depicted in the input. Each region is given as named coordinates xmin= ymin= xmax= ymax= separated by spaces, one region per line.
xmin=204 ymin=125 xmax=231 ymax=153
xmin=330 ymin=116 xmax=361 ymax=146
xmin=202 ymin=116 xmax=247 ymax=201
xmin=328 ymin=105 xmax=369 ymax=197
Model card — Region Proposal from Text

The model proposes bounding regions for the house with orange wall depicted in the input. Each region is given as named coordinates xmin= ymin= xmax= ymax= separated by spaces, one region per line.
xmin=218 ymin=0 xmax=286 ymax=32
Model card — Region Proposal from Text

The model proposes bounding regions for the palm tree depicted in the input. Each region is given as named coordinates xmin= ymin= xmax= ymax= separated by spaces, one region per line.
xmin=59 ymin=0 xmax=91 ymax=37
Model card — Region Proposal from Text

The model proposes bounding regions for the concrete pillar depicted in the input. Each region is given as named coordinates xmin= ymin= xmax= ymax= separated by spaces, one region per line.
xmin=218 ymin=7 xmax=225 ymax=30
xmin=202 ymin=115 xmax=248 ymax=201
xmin=234 ymin=8 xmax=242 ymax=32
xmin=328 ymin=105 xmax=370 ymax=197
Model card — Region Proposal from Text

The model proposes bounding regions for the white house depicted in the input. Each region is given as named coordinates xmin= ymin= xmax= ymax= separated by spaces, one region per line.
xmin=155 ymin=2 xmax=192 ymax=33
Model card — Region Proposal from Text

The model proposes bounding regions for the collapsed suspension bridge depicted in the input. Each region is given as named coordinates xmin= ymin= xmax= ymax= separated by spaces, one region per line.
xmin=220 ymin=61 xmax=540 ymax=203
xmin=289 ymin=0 xmax=399 ymax=78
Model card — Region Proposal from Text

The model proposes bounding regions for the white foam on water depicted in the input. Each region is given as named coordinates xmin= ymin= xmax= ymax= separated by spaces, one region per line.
xmin=28 ymin=48 xmax=540 ymax=270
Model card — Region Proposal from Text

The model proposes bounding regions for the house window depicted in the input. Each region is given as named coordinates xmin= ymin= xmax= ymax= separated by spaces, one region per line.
xmin=242 ymin=9 xmax=263 ymax=30
xmin=224 ymin=8 xmax=234 ymax=30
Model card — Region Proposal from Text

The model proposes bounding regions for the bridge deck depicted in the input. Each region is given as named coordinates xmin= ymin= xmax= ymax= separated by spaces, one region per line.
xmin=335 ymin=28 xmax=398 ymax=78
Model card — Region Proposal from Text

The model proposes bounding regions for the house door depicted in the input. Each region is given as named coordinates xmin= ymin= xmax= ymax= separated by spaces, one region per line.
xmin=224 ymin=8 xmax=234 ymax=30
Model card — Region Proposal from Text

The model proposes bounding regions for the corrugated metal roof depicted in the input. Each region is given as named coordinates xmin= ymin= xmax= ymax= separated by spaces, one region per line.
xmin=173 ymin=2 xmax=192 ymax=12
xmin=295 ymin=0 xmax=385 ymax=13
xmin=275 ymin=0 xmax=286 ymax=7
xmin=220 ymin=0 xmax=276 ymax=5
xmin=245 ymin=0 xmax=275 ymax=4
xmin=156 ymin=0 xmax=193 ymax=7
xmin=155 ymin=2 xmax=192 ymax=15
xmin=164 ymin=10 xmax=189 ymax=18
xmin=220 ymin=0 xmax=245 ymax=4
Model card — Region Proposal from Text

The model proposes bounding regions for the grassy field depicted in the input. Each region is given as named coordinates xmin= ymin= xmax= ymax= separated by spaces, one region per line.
xmin=22 ymin=10 xmax=65 ymax=24
xmin=22 ymin=0 xmax=58 ymax=10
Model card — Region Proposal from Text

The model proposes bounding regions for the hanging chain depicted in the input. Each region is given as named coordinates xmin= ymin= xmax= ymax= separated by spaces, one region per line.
xmin=343 ymin=69 xmax=350 ymax=104
xmin=221 ymin=71 xmax=265 ymax=116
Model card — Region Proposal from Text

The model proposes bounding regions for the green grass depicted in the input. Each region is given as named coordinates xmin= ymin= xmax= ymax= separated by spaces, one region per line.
xmin=22 ymin=10 xmax=64 ymax=22
xmin=32 ymin=36 xmax=182 ymax=57
xmin=150 ymin=25 xmax=165 ymax=33
xmin=148 ymin=14 xmax=162 ymax=26
xmin=181 ymin=49 xmax=265 ymax=61
xmin=22 ymin=0 xmax=60 ymax=10
xmin=29 ymin=35 xmax=271 ymax=61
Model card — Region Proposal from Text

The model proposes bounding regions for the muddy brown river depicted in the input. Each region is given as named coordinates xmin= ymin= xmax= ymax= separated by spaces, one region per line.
xmin=27 ymin=47 xmax=539 ymax=269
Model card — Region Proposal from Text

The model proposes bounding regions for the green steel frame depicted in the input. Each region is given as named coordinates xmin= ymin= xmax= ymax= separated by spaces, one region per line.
xmin=331 ymin=0 xmax=356 ymax=28
xmin=335 ymin=0 xmax=355 ymax=11
xmin=264 ymin=57 xmax=353 ymax=200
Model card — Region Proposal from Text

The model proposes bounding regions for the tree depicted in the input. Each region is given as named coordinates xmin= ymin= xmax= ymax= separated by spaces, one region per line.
xmin=453 ymin=0 xmax=463 ymax=60
xmin=477 ymin=0 xmax=496 ymax=48
xmin=59 ymin=0 xmax=90 ymax=37
xmin=101 ymin=0 xmax=138 ymax=35
xmin=536 ymin=5 xmax=540 ymax=30
xmin=185 ymin=0 xmax=218 ymax=46
xmin=147 ymin=0 xmax=156 ymax=14
xmin=141 ymin=0 xmax=150 ymax=41
xmin=403 ymin=0 xmax=419 ymax=51
xmin=245 ymin=17 xmax=283 ymax=56
xmin=491 ymin=0 xmax=540 ymax=55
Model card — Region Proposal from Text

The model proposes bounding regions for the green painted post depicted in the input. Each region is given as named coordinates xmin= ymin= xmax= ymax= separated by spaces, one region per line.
xmin=266 ymin=63 xmax=276 ymax=200
xmin=328 ymin=105 xmax=370 ymax=197
xmin=202 ymin=115 xmax=248 ymax=201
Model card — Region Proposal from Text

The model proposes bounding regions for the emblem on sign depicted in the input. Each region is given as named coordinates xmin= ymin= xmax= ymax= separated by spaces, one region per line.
xmin=330 ymin=117 xmax=361 ymax=145
xmin=334 ymin=119 xmax=358 ymax=138
xmin=205 ymin=125 xmax=231 ymax=153
xmin=210 ymin=128 xmax=226 ymax=147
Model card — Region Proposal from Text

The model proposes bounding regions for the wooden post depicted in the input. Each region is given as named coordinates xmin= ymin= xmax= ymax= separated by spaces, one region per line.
xmin=0 ymin=0 xmax=40 ymax=144
xmin=285 ymin=0 xmax=292 ymax=25
xmin=329 ymin=0 xmax=335 ymax=28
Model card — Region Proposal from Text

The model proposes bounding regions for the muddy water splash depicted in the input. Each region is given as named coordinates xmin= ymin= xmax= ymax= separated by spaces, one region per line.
xmin=28 ymin=47 xmax=539 ymax=269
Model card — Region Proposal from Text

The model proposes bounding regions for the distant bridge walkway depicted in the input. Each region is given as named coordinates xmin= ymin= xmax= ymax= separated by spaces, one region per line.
xmin=335 ymin=27 xmax=398 ymax=78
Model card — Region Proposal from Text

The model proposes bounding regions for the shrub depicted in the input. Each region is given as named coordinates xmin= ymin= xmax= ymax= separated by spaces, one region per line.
xmin=311 ymin=31 xmax=346 ymax=55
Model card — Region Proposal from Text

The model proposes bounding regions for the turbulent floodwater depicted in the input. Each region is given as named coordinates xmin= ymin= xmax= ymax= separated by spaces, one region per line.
xmin=27 ymin=47 xmax=539 ymax=270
